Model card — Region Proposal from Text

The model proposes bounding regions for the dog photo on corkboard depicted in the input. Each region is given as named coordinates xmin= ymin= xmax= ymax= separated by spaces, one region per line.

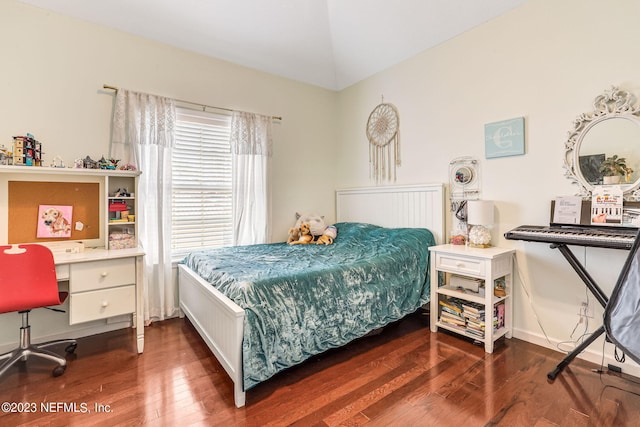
xmin=37 ymin=205 xmax=73 ymax=238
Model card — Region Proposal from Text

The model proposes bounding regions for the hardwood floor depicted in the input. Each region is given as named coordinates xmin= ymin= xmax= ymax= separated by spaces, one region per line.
xmin=2 ymin=311 xmax=640 ymax=426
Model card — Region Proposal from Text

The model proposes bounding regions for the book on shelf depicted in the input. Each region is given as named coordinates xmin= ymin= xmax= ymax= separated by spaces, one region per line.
xmin=494 ymin=301 xmax=505 ymax=330
xmin=439 ymin=296 xmax=506 ymax=336
xmin=460 ymin=300 xmax=491 ymax=338
xmin=462 ymin=301 xmax=485 ymax=315
xmin=439 ymin=298 xmax=463 ymax=314
xmin=466 ymin=328 xmax=484 ymax=339
xmin=467 ymin=319 xmax=485 ymax=330
xmin=440 ymin=312 xmax=465 ymax=326
xmin=439 ymin=296 xmax=466 ymax=327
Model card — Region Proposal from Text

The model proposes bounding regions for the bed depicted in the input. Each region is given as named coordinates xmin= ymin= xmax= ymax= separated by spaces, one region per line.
xmin=178 ymin=184 xmax=445 ymax=407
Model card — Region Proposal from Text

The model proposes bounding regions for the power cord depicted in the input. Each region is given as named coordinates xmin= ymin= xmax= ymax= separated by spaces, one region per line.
xmin=593 ymin=336 xmax=640 ymax=398
xmin=512 ymin=252 xmax=552 ymax=346
xmin=557 ymin=301 xmax=591 ymax=353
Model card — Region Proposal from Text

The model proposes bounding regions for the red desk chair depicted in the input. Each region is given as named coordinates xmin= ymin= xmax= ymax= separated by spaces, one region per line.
xmin=0 ymin=244 xmax=77 ymax=378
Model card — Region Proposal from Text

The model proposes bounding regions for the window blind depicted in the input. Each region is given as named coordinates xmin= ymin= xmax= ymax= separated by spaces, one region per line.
xmin=171 ymin=109 xmax=233 ymax=259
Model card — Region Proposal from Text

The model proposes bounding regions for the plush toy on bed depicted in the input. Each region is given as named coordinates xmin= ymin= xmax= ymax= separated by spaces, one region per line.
xmin=289 ymin=222 xmax=315 ymax=245
xmin=316 ymin=225 xmax=337 ymax=245
xmin=290 ymin=213 xmax=338 ymax=245
xmin=294 ymin=213 xmax=327 ymax=236
xmin=287 ymin=226 xmax=300 ymax=244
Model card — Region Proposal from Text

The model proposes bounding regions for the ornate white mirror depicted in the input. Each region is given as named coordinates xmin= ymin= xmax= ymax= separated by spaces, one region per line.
xmin=564 ymin=87 xmax=640 ymax=200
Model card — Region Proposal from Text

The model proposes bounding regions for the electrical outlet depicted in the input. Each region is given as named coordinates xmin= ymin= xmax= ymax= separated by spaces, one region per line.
xmin=578 ymin=299 xmax=594 ymax=318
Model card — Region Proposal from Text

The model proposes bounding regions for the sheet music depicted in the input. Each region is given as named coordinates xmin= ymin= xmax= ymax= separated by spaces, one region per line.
xmin=553 ymin=196 xmax=582 ymax=224
xmin=591 ymin=186 xmax=623 ymax=225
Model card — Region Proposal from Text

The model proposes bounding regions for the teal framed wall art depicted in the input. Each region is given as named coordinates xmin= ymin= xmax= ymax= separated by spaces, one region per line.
xmin=484 ymin=117 xmax=525 ymax=159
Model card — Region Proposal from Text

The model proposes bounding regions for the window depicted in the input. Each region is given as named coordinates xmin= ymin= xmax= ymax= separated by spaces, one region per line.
xmin=171 ymin=108 xmax=233 ymax=259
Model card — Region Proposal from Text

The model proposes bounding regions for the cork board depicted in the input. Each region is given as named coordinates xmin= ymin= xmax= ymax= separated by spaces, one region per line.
xmin=8 ymin=181 xmax=100 ymax=243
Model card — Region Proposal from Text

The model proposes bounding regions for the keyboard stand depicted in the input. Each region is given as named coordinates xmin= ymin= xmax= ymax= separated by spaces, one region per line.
xmin=546 ymin=243 xmax=609 ymax=380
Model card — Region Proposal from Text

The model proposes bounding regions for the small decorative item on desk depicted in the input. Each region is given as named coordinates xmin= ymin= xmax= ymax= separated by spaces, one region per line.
xmin=467 ymin=200 xmax=494 ymax=248
xmin=449 ymin=233 xmax=466 ymax=245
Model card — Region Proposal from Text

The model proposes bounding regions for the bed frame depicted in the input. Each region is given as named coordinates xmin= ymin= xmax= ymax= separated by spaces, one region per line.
xmin=178 ymin=183 xmax=445 ymax=407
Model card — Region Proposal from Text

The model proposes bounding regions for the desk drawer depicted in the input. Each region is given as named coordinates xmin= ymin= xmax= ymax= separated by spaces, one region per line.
xmin=69 ymin=285 xmax=135 ymax=324
xmin=435 ymin=253 xmax=485 ymax=277
xmin=70 ymin=258 xmax=135 ymax=292
xmin=55 ymin=264 xmax=70 ymax=281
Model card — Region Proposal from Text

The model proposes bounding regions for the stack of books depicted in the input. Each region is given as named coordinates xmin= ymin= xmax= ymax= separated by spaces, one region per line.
xmin=494 ymin=301 xmax=505 ymax=331
xmin=438 ymin=297 xmax=465 ymax=329
xmin=463 ymin=302 xmax=486 ymax=338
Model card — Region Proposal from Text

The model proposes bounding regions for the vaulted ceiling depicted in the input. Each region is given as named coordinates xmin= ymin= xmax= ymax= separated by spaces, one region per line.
xmin=20 ymin=0 xmax=527 ymax=91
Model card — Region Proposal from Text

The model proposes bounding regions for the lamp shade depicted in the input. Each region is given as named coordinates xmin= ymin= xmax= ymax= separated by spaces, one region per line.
xmin=467 ymin=200 xmax=494 ymax=225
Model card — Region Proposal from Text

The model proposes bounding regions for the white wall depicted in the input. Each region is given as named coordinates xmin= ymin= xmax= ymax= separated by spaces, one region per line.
xmin=0 ymin=1 xmax=338 ymax=346
xmin=335 ymin=0 xmax=640 ymax=374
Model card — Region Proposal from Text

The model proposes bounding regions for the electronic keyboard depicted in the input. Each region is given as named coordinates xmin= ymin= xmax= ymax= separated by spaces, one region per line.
xmin=504 ymin=225 xmax=638 ymax=250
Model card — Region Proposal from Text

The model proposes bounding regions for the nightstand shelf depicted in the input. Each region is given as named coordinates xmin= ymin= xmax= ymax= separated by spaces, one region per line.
xmin=429 ymin=244 xmax=515 ymax=353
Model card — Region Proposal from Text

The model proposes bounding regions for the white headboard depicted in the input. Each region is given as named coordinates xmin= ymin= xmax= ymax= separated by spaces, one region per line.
xmin=336 ymin=184 xmax=445 ymax=244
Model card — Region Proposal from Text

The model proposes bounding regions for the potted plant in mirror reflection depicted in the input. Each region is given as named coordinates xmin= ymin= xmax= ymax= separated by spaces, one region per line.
xmin=599 ymin=155 xmax=627 ymax=184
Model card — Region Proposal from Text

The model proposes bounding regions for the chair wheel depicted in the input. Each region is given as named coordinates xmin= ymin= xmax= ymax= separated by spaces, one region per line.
xmin=65 ymin=343 xmax=77 ymax=354
xmin=52 ymin=365 xmax=66 ymax=377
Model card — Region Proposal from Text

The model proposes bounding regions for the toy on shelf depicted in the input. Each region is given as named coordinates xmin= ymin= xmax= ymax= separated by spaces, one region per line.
xmin=0 ymin=145 xmax=12 ymax=165
xmin=109 ymin=200 xmax=130 ymax=222
xmin=12 ymin=133 xmax=42 ymax=166
xmin=82 ymin=156 xmax=98 ymax=169
xmin=50 ymin=155 xmax=65 ymax=168
xmin=112 ymin=188 xmax=131 ymax=197
xmin=98 ymin=156 xmax=118 ymax=170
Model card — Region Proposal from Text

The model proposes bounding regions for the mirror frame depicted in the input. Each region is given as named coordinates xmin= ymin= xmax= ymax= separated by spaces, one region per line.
xmin=564 ymin=87 xmax=640 ymax=200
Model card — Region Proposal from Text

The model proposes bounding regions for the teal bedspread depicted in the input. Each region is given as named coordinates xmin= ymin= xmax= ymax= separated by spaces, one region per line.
xmin=181 ymin=222 xmax=434 ymax=390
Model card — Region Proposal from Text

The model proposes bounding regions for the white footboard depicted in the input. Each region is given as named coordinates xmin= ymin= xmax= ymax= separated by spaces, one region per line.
xmin=178 ymin=265 xmax=246 ymax=407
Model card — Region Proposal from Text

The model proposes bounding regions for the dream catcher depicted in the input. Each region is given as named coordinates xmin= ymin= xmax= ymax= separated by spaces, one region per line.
xmin=366 ymin=100 xmax=400 ymax=182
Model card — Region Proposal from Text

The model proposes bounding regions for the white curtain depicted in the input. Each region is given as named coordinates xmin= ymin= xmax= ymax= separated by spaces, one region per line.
xmin=110 ymin=89 xmax=178 ymax=323
xmin=229 ymin=111 xmax=272 ymax=245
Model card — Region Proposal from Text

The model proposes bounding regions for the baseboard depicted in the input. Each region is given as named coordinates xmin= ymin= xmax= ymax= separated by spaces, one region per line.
xmin=513 ymin=327 xmax=640 ymax=378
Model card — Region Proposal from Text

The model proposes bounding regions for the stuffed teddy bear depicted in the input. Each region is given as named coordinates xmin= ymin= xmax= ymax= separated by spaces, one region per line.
xmin=294 ymin=212 xmax=327 ymax=237
xmin=287 ymin=226 xmax=300 ymax=244
xmin=316 ymin=225 xmax=337 ymax=245
xmin=291 ymin=213 xmax=338 ymax=245
xmin=289 ymin=222 xmax=314 ymax=245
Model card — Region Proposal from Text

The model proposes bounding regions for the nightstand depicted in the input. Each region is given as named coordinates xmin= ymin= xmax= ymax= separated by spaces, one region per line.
xmin=429 ymin=244 xmax=515 ymax=353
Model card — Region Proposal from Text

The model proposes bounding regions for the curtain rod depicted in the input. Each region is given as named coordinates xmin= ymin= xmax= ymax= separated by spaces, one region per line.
xmin=102 ymin=84 xmax=282 ymax=121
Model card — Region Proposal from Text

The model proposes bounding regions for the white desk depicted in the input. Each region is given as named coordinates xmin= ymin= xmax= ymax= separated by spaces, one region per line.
xmin=54 ymin=247 xmax=145 ymax=353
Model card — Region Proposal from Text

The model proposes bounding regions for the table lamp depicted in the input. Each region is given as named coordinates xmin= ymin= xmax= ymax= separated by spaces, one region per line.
xmin=467 ymin=200 xmax=494 ymax=248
